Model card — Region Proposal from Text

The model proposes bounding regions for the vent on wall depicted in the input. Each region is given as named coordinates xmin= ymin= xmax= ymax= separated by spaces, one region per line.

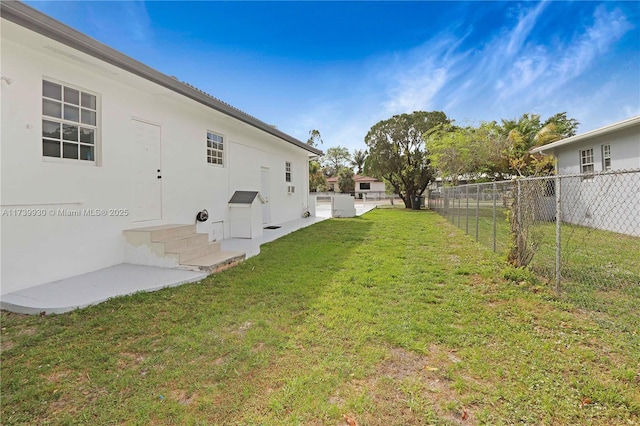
xmin=287 ymin=185 xmax=295 ymax=194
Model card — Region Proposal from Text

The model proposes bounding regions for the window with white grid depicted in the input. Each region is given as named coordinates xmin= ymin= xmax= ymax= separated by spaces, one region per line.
xmin=42 ymin=79 xmax=98 ymax=162
xmin=285 ymin=161 xmax=292 ymax=182
xmin=602 ymin=144 xmax=611 ymax=171
xmin=207 ymin=131 xmax=224 ymax=166
xmin=580 ymin=148 xmax=594 ymax=180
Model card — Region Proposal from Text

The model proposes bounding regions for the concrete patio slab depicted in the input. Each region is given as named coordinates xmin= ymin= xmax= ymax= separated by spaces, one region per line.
xmin=0 ymin=264 xmax=207 ymax=315
xmin=0 ymin=204 xmax=377 ymax=315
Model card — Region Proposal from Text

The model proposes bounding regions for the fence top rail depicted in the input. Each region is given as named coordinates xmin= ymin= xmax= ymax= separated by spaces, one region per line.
xmin=513 ymin=168 xmax=640 ymax=182
xmin=434 ymin=168 xmax=640 ymax=190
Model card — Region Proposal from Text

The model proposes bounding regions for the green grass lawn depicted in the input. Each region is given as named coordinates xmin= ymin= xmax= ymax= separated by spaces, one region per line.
xmin=2 ymin=209 xmax=638 ymax=425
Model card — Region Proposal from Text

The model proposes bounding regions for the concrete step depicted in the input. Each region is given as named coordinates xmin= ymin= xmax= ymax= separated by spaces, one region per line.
xmin=148 ymin=224 xmax=196 ymax=242
xmin=124 ymin=224 xmax=197 ymax=246
xmin=162 ymin=233 xmax=210 ymax=252
xmin=181 ymin=251 xmax=246 ymax=274
xmin=124 ymin=224 xmax=245 ymax=275
xmin=166 ymin=241 xmax=222 ymax=264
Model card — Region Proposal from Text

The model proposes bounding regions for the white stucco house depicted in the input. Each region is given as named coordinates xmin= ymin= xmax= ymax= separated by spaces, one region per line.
xmin=530 ymin=115 xmax=640 ymax=236
xmin=0 ymin=1 xmax=322 ymax=295
xmin=326 ymin=174 xmax=386 ymax=198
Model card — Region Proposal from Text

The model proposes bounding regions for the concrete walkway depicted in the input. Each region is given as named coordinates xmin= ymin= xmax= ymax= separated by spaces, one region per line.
xmin=0 ymin=264 xmax=208 ymax=315
xmin=1 ymin=204 xmax=376 ymax=315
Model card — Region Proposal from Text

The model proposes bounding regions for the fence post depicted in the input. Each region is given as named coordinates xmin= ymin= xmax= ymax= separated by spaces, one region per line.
xmin=492 ymin=182 xmax=497 ymax=253
xmin=476 ymin=185 xmax=480 ymax=241
xmin=516 ymin=179 xmax=522 ymax=263
xmin=555 ymin=175 xmax=561 ymax=292
xmin=516 ymin=179 xmax=522 ymax=238
xmin=457 ymin=188 xmax=461 ymax=228
xmin=450 ymin=189 xmax=454 ymax=223
xmin=465 ymin=185 xmax=469 ymax=234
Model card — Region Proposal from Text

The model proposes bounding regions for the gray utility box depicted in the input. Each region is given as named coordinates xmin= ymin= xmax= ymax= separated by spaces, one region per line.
xmin=228 ymin=191 xmax=265 ymax=239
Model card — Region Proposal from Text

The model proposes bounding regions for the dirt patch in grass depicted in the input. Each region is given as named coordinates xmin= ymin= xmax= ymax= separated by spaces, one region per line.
xmin=0 ymin=336 xmax=14 ymax=352
xmin=169 ymin=389 xmax=198 ymax=406
xmin=47 ymin=395 xmax=81 ymax=419
xmin=0 ymin=324 xmax=38 ymax=353
xmin=46 ymin=370 xmax=72 ymax=384
xmin=117 ymin=352 xmax=146 ymax=369
xmin=336 ymin=346 xmax=476 ymax=425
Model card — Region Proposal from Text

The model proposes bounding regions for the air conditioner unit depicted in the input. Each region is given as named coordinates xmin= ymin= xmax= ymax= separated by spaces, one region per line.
xmin=287 ymin=185 xmax=295 ymax=194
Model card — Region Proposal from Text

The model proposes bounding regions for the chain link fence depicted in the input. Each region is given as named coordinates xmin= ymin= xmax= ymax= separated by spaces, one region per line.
xmin=428 ymin=169 xmax=640 ymax=291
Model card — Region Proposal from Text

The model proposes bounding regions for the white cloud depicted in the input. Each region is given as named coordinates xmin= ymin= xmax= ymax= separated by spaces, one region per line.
xmin=121 ymin=1 xmax=153 ymax=43
xmin=550 ymin=5 xmax=632 ymax=86
xmin=505 ymin=1 xmax=550 ymax=56
xmin=384 ymin=66 xmax=448 ymax=114
xmin=225 ymin=1 xmax=637 ymax=156
xmin=289 ymin=2 xmax=636 ymax=153
xmin=381 ymin=34 xmax=470 ymax=116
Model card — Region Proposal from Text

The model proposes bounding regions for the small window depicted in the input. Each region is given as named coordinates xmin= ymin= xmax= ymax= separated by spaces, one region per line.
xmin=602 ymin=144 xmax=611 ymax=171
xmin=207 ymin=131 xmax=224 ymax=166
xmin=42 ymin=79 xmax=98 ymax=162
xmin=285 ymin=161 xmax=292 ymax=182
xmin=580 ymin=148 xmax=594 ymax=179
xmin=359 ymin=182 xmax=371 ymax=190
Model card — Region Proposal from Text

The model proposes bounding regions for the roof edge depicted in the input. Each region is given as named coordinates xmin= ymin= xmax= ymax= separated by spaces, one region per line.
xmin=1 ymin=1 xmax=323 ymax=156
xmin=531 ymin=115 xmax=640 ymax=154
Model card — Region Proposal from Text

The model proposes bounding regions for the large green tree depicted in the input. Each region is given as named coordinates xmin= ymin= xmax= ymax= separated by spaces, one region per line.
xmin=364 ymin=111 xmax=450 ymax=208
xmin=322 ymin=146 xmax=351 ymax=177
xmin=307 ymin=129 xmax=326 ymax=191
xmin=337 ymin=167 xmax=355 ymax=193
xmin=427 ymin=121 xmax=506 ymax=182
xmin=427 ymin=113 xmax=580 ymax=180
xmin=308 ymin=160 xmax=326 ymax=192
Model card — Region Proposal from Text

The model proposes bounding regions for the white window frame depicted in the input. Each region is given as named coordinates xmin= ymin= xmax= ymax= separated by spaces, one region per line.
xmin=285 ymin=161 xmax=292 ymax=182
xmin=207 ymin=131 xmax=224 ymax=166
xmin=580 ymin=148 xmax=594 ymax=180
xmin=601 ymin=144 xmax=611 ymax=171
xmin=42 ymin=78 xmax=99 ymax=164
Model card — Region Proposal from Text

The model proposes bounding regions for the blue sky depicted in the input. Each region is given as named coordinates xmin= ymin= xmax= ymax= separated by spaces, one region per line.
xmin=26 ymin=1 xmax=640 ymax=154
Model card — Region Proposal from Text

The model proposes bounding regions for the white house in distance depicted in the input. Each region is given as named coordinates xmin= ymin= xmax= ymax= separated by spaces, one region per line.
xmin=530 ymin=115 xmax=640 ymax=236
xmin=326 ymin=175 xmax=386 ymax=198
xmin=0 ymin=1 xmax=322 ymax=295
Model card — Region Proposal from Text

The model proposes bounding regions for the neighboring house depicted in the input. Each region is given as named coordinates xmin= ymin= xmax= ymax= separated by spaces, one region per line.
xmin=0 ymin=1 xmax=322 ymax=295
xmin=530 ymin=115 xmax=640 ymax=236
xmin=326 ymin=175 xmax=386 ymax=198
xmin=530 ymin=115 xmax=640 ymax=174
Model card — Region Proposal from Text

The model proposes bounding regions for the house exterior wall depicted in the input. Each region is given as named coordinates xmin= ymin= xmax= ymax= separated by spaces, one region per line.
xmin=357 ymin=181 xmax=386 ymax=193
xmin=327 ymin=178 xmax=386 ymax=194
xmin=552 ymin=123 xmax=640 ymax=236
xmin=0 ymin=21 xmax=312 ymax=294
xmin=557 ymin=172 xmax=639 ymax=237
xmin=554 ymin=125 xmax=640 ymax=174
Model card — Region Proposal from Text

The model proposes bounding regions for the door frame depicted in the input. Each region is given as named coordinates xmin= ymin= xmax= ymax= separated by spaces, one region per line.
xmin=131 ymin=117 xmax=162 ymax=222
xmin=260 ymin=167 xmax=270 ymax=225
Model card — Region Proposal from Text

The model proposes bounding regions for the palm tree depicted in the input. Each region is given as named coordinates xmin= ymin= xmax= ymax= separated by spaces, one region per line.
xmin=500 ymin=113 xmax=578 ymax=176
xmin=351 ymin=149 xmax=366 ymax=174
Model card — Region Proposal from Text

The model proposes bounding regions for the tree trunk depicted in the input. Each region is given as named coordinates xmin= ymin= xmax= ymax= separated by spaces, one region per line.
xmin=402 ymin=194 xmax=412 ymax=208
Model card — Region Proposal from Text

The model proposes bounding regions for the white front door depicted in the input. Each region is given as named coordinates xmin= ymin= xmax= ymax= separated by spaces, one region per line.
xmin=132 ymin=119 xmax=162 ymax=221
xmin=261 ymin=168 xmax=270 ymax=225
